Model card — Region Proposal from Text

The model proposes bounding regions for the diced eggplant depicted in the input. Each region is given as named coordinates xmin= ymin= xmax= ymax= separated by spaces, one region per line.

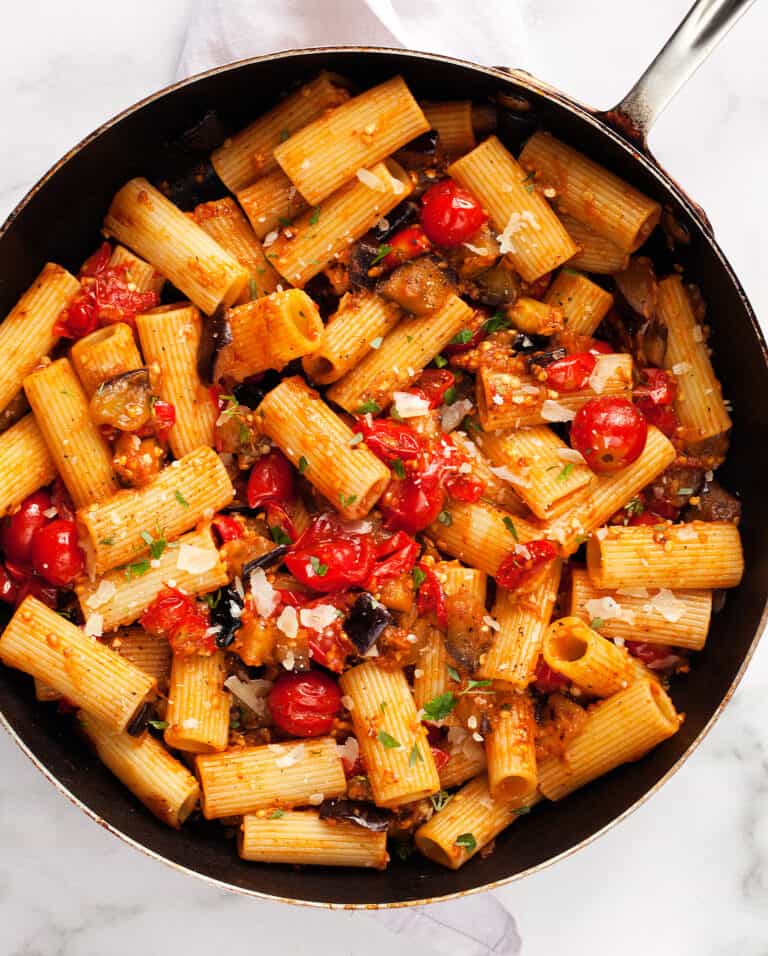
xmin=373 ymin=200 xmax=420 ymax=242
xmin=209 ymin=584 xmax=245 ymax=648
xmin=684 ymin=480 xmax=742 ymax=523
xmin=343 ymin=592 xmax=392 ymax=655
xmin=467 ymin=259 xmax=520 ymax=307
xmin=0 ymin=390 xmax=29 ymax=434
xmin=90 ymin=368 xmax=152 ymax=431
xmin=495 ymin=92 xmax=538 ymax=152
xmin=614 ymin=256 xmax=659 ymax=321
xmin=377 ymin=255 xmax=457 ymax=316
xmin=318 ymin=798 xmax=392 ymax=832
xmin=200 ymin=306 xmax=232 ymax=384
xmin=348 ymin=237 xmax=382 ymax=291
xmin=445 ymin=223 xmax=500 ymax=280
xmin=233 ymin=372 xmax=282 ymax=409
xmin=395 ymin=130 xmax=440 ymax=169
xmin=242 ymin=545 xmax=289 ymax=577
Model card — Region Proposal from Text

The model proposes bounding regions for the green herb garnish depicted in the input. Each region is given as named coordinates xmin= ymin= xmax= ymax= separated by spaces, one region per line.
xmin=355 ymin=399 xmax=381 ymax=415
xmin=370 ymin=244 xmax=393 ymax=266
xmin=310 ymin=555 xmax=329 ymax=577
xmin=369 ymin=336 xmax=383 ymax=350
xmin=409 ymin=742 xmax=423 ymax=767
xmin=459 ymin=679 xmax=492 ymax=695
xmin=412 ymin=567 xmax=426 ymax=589
xmin=443 ymin=386 xmax=457 ymax=405
xmin=308 ymin=207 xmax=321 ymax=225
xmin=437 ymin=510 xmax=452 ymax=526
xmin=248 ymin=278 xmax=259 ymax=299
xmin=455 ymin=832 xmax=477 ymax=852
xmin=483 ymin=312 xmax=511 ymax=334
xmin=378 ymin=730 xmax=401 ymax=749
xmin=269 ymin=809 xmax=285 ymax=819
xmin=392 ymin=458 xmax=406 ymax=479
xmin=503 ymin=516 xmax=519 ymax=540
xmin=430 ymin=790 xmax=453 ymax=812
xmin=279 ymin=129 xmax=291 ymax=142
xmin=175 ymin=489 xmax=189 ymax=508
xmin=556 ymin=463 xmax=575 ymax=483
xmin=339 ymin=492 xmax=358 ymax=508
xmin=590 ymin=617 xmax=604 ymax=629
xmin=348 ymin=432 xmax=364 ymax=447
xmin=124 ymin=560 xmax=151 ymax=580
xmin=148 ymin=719 xmax=168 ymax=730
xmin=447 ymin=665 xmax=461 ymax=683
xmin=434 ymin=354 xmax=448 ymax=368
xmin=450 ymin=328 xmax=473 ymax=345
xmin=269 ymin=525 xmax=292 ymax=546
xmin=140 ymin=527 xmax=167 ymax=561
xmin=298 ymin=455 xmax=309 ymax=473
xmin=422 ymin=691 xmax=457 ymax=722
xmin=99 ymin=537 xmax=115 ymax=546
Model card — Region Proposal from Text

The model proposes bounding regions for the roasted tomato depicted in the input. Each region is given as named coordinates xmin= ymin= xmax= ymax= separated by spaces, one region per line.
xmin=420 ymin=179 xmax=487 ymax=247
xmin=413 ymin=368 xmax=456 ymax=409
xmin=544 ymin=353 xmax=597 ymax=392
xmin=268 ymin=670 xmax=341 ymax=737
xmin=365 ymin=532 xmax=420 ymax=592
xmin=285 ymin=514 xmax=375 ymax=592
xmin=496 ymin=540 xmax=558 ymax=591
xmin=379 ymin=471 xmax=444 ymax=534
xmin=30 ymin=520 xmax=84 ymax=587
xmin=634 ymin=368 xmax=679 ymax=439
xmin=141 ymin=586 xmax=214 ymax=655
xmin=358 ymin=418 xmax=422 ymax=462
xmin=211 ymin=514 xmax=244 ymax=544
xmin=430 ymin=746 xmax=451 ymax=772
xmin=415 ymin=563 xmax=448 ymax=629
xmin=382 ymin=225 xmax=432 ymax=270
xmin=3 ymin=491 xmax=52 ymax=564
xmin=626 ymin=641 xmax=675 ymax=667
xmin=533 ymin=658 xmax=569 ymax=694
xmin=246 ymin=450 xmax=295 ymax=510
xmin=112 ymin=433 xmax=164 ymax=487
xmin=571 ymin=397 xmax=648 ymax=473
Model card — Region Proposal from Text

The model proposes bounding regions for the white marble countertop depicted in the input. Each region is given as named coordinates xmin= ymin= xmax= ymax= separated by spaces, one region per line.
xmin=2 ymin=1 xmax=768 ymax=953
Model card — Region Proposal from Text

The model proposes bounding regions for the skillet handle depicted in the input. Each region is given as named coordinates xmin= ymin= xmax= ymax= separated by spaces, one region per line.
xmin=606 ymin=0 xmax=756 ymax=146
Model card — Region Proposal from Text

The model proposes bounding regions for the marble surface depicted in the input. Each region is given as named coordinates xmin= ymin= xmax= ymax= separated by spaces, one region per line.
xmin=2 ymin=1 xmax=768 ymax=953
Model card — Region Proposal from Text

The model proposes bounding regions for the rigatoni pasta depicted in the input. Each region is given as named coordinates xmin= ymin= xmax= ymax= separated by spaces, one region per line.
xmin=0 ymin=414 xmax=56 ymax=516
xmin=71 ymin=323 xmax=143 ymax=396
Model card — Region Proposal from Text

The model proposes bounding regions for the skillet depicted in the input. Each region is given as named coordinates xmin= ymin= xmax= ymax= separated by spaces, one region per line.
xmin=0 ymin=0 xmax=764 ymax=907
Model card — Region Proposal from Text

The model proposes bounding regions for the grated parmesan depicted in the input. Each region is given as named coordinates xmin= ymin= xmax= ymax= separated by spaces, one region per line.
xmin=356 ymin=168 xmax=386 ymax=191
xmin=250 ymin=567 xmax=279 ymax=618
xmin=299 ymin=604 xmax=338 ymax=631
xmin=541 ymin=399 xmax=577 ymax=422
xmin=585 ymin=596 xmax=635 ymax=624
xmin=277 ymin=605 xmax=299 ymax=638
xmin=643 ymin=588 xmax=687 ymax=623
xmin=392 ymin=391 xmax=431 ymax=418
xmin=83 ymin=613 xmax=104 ymax=638
xmin=176 ymin=544 xmax=218 ymax=575
xmin=275 ymin=743 xmax=305 ymax=768
xmin=85 ymin=579 xmax=116 ymax=610
xmin=556 ymin=447 xmax=586 ymax=465
xmin=588 ymin=354 xmax=626 ymax=395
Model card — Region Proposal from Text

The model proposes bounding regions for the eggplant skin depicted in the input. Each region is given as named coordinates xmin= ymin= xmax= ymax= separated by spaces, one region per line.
xmin=318 ymin=798 xmax=392 ymax=832
xmin=343 ymin=593 xmax=392 ymax=655
xmin=377 ymin=255 xmax=457 ymax=316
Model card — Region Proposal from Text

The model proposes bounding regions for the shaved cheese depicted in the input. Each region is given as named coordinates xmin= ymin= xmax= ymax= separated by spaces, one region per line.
xmin=441 ymin=398 xmax=473 ymax=433
xmin=489 ymin=464 xmax=531 ymax=488
xmin=588 ymin=354 xmax=626 ymax=395
xmin=336 ymin=736 xmax=359 ymax=765
xmin=282 ymin=650 xmax=296 ymax=671
xmin=541 ymin=399 xmax=577 ymax=422
xmin=225 ymin=675 xmax=272 ymax=716
xmin=556 ymin=447 xmax=586 ymax=465
xmin=250 ymin=567 xmax=279 ymax=618
xmin=42 ymin=506 xmax=58 ymax=519
xmin=356 ymin=168 xmax=386 ymax=190
xmin=617 ymin=586 xmax=649 ymax=598
xmin=392 ymin=391 xmax=430 ymax=418
xmin=463 ymin=241 xmax=486 ymax=254
xmin=483 ymin=614 xmax=500 ymax=632
xmin=498 ymin=210 xmax=541 ymax=255
xmin=85 ymin=579 xmax=116 ymax=610
xmin=299 ymin=605 xmax=339 ymax=631
xmin=277 ymin=605 xmax=298 ymax=638
xmin=182 ymin=717 xmax=200 ymax=729
xmin=275 ymin=743 xmax=305 ymax=768
xmin=308 ymin=792 xmax=325 ymax=805
xmin=447 ymin=724 xmax=485 ymax=760
xmin=84 ymin=613 xmax=103 ymax=638
xmin=585 ymin=596 xmax=635 ymax=624
xmin=643 ymin=588 xmax=687 ymax=623
xmin=671 ymin=361 xmax=692 ymax=376
xmin=362 ymin=643 xmax=380 ymax=657
xmin=176 ymin=544 xmax=218 ymax=575
xmin=263 ymin=230 xmax=279 ymax=247
xmin=675 ymin=525 xmax=699 ymax=542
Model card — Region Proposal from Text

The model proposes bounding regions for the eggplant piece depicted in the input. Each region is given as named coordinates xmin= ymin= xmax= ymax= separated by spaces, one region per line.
xmin=394 ymin=129 xmax=439 ymax=169
xmin=0 ymin=390 xmax=29 ymax=434
xmin=683 ymin=480 xmax=742 ymax=523
xmin=527 ymin=347 xmax=567 ymax=372
xmin=126 ymin=701 xmax=151 ymax=737
xmin=156 ymin=161 xmax=224 ymax=211
xmin=343 ymin=592 xmax=392 ymax=655
xmin=210 ymin=584 xmax=245 ymax=649
xmin=646 ymin=464 xmax=705 ymax=512
xmin=377 ymin=255 xmax=457 ymax=316
xmin=233 ymin=371 xmax=282 ymax=409
xmin=199 ymin=306 xmax=232 ymax=383
xmin=318 ymin=798 xmax=392 ymax=832
xmin=511 ymin=331 xmax=550 ymax=353
xmin=89 ymin=368 xmax=152 ymax=431
xmin=495 ymin=92 xmax=538 ymax=153
xmin=348 ymin=237 xmax=382 ymax=291
xmin=242 ymin=545 xmax=289 ymax=577
xmin=175 ymin=110 xmax=229 ymax=154
xmin=614 ymin=256 xmax=659 ymax=321
xmin=373 ymin=200 xmax=420 ymax=241
xmin=445 ymin=223 xmax=500 ymax=280
xmin=467 ymin=259 xmax=520 ymax=306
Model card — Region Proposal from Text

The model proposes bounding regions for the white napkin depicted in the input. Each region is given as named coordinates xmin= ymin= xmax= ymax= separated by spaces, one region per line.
xmin=175 ymin=3 xmax=526 ymax=951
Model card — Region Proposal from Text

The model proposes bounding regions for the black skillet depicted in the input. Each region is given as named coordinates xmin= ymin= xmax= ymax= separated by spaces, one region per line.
xmin=0 ymin=0 xmax=764 ymax=908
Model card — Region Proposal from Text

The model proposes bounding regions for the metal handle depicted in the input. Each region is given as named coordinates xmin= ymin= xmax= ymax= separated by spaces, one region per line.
xmin=612 ymin=0 xmax=756 ymax=141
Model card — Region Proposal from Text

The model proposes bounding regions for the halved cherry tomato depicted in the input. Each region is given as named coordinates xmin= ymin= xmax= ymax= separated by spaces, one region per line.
xmin=638 ymin=402 xmax=679 ymax=440
xmin=382 ymin=225 xmax=432 ymax=270
xmin=268 ymin=670 xmax=341 ymax=737
xmin=56 ymin=296 xmax=99 ymax=339
xmin=430 ymin=746 xmax=451 ymax=772
xmin=15 ymin=576 xmax=58 ymax=609
xmin=80 ymin=242 xmax=113 ymax=278
xmin=413 ymin=369 xmax=456 ymax=409
xmin=30 ymin=520 xmax=84 ymax=587
xmin=211 ymin=513 xmax=244 ymax=544
xmin=365 ymin=531 xmax=420 ymax=592
xmin=634 ymin=368 xmax=677 ymax=407
xmin=628 ymin=510 xmax=667 ymax=526
xmin=420 ymin=179 xmax=487 ymax=247
xmin=3 ymin=491 xmax=52 ymax=564
xmin=445 ymin=474 xmax=484 ymax=502
xmin=571 ymin=397 xmax=648 ymax=473
xmin=544 ymin=353 xmax=597 ymax=392
xmin=443 ymin=322 xmax=486 ymax=357
xmin=285 ymin=514 xmax=375 ymax=592
xmin=302 ymin=594 xmax=357 ymax=672
xmin=533 ymin=658 xmax=569 ymax=694
xmin=626 ymin=641 xmax=674 ymax=666
xmin=247 ymin=450 xmax=295 ymax=510
xmin=496 ymin=540 xmax=558 ymax=591
xmin=150 ymin=398 xmax=176 ymax=440
xmin=141 ymin=586 xmax=214 ymax=655
xmin=358 ymin=419 xmax=422 ymax=463
xmin=379 ymin=471 xmax=444 ymax=534
xmin=415 ymin=563 xmax=448 ymax=629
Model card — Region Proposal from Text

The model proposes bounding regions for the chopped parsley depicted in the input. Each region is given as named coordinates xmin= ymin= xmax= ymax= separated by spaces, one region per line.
xmin=124 ymin=559 xmax=151 ymax=580
xmin=422 ymin=691 xmax=457 ymax=722
xmin=355 ymin=399 xmax=381 ymax=415
xmin=298 ymin=455 xmax=309 ymax=473
xmin=409 ymin=742 xmax=423 ymax=767
xmin=431 ymin=789 xmax=452 ymax=812
xmin=515 ymin=805 xmax=532 ymax=816
xmin=148 ymin=719 xmax=168 ymax=730
xmin=278 ymin=216 xmax=292 ymax=228
xmin=447 ymin=665 xmax=461 ymax=683
xmin=99 ymin=537 xmax=115 ymax=546
xmin=370 ymin=244 xmax=393 ymax=266
xmin=483 ymin=312 xmax=511 ymax=334
xmin=678 ymin=487 xmax=694 ymax=496
xmin=308 ymin=207 xmax=321 ymax=225
xmin=369 ymin=336 xmax=383 ymax=350
xmin=378 ymin=730 xmax=401 ymax=749
xmin=248 ymin=278 xmax=259 ymax=299
xmin=450 ymin=328 xmax=473 ymax=345
xmin=339 ymin=492 xmax=358 ymax=508
xmin=437 ymin=509 xmax=452 ymax=526
xmin=348 ymin=432 xmax=364 ymax=447
xmin=459 ymin=679 xmax=492 ymax=695
xmin=590 ymin=617 xmax=604 ymax=629
xmin=443 ymin=385 xmax=457 ymax=405
xmin=625 ymin=497 xmax=644 ymax=516
xmin=140 ymin=527 xmax=167 ymax=561
xmin=269 ymin=809 xmax=285 ymax=819
xmin=203 ymin=590 xmax=223 ymax=609
xmin=503 ymin=516 xmax=519 ymax=540
xmin=394 ymin=842 xmax=414 ymax=861
xmin=574 ymin=533 xmax=590 ymax=545
xmin=412 ymin=566 xmax=426 ymax=589
xmin=556 ymin=463 xmax=575 ymax=483
xmin=454 ymin=832 xmax=477 ymax=852
xmin=433 ymin=354 xmax=448 ymax=368
xmin=391 ymin=458 xmax=406 ymax=479
xmin=174 ymin=489 xmax=189 ymax=508
xmin=310 ymin=555 xmax=328 ymax=577
xmin=521 ymin=170 xmax=536 ymax=193
xmin=269 ymin=525 xmax=292 ymax=546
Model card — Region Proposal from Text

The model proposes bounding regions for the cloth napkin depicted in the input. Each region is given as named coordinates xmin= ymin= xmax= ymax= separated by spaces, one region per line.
xmin=175 ymin=3 xmax=527 ymax=952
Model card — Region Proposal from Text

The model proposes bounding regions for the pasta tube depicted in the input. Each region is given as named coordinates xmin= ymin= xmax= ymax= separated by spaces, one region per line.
xmin=543 ymin=270 xmax=614 ymax=335
xmin=559 ymin=213 xmax=629 ymax=274
xmin=164 ymin=650 xmax=230 ymax=754
xmin=71 ymin=323 xmax=143 ymax=396
xmin=542 ymin=616 xmax=633 ymax=697
xmin=485 ymin=693 xmax=538 ymax=800
xmin=0 ymin=414 xmax=56 ymax=517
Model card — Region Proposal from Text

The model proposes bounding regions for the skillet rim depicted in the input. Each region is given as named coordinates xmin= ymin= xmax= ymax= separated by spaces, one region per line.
xmin=1 ymin=45 xmax=766 ymax=909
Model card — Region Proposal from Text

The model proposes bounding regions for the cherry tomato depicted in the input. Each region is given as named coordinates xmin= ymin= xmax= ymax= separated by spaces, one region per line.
xmin=445 ymin=474 xmax=485 ymax=502
xmin=80 ymin=242 xmax=113 ymax=277
xmin=268 ymin=670 xmax=341 ymax=737
xmin=3 ymin=491 xmax=52 ymax=564
xmin=634 ymin=368 xmax=677 ymax=407
xmin=496 ymin=540 xmax=558 ymax=591
xmin=211 ymin=513 xmax=244 ymax=544
xmin=415 ymin=563 xmax=448 ymax=629
xmin=141 ymin=586 xmax=214 ymax=655
xmin=247 ymin=450 xmax=295 ymax=510
xmin=92 ymin=272 xmax=158 ymax=327
xmin=56 ymin=294 xmax=99 ymax=339
xmin=413 ymin=369 xmax=455 ymax=408
xmin=381 ymin=225 xmax=432 ymax=270
xmin=638 ymin=402 xmax=679 ymax=440
xmin=380 ymin=471 xmax=444 ymax=534
xmin=150 ymin=398 xmax=176 ymax=441
xmin=30 ymin=519 xmax=84 ymax=587
xmin=544 ymin=353 xmax=597 ymax=392
xmin=358 ymin=418 xmax=423 ymax=463
xmin=587 ymin=340 xmax=613 ymax=356
xmin=420 ymin=179 xmax=487 ymax=247
xmin=628 ymin=510 xmax=667 ymax=526
xmin=365 ymin=531 xmax=420 ymax=592
xmin=430 ymin=746 xmax=451 ymax=772
xmin=533 ymin=658 xmax=569 ymax=694
xmin=15 ymin=576 xmax=58 ymax=609
xmin=285 ymin=514 xmax=375 ymax=592
xmin=303 ymin=595 xmax=357 ymax=672
xmin=571 ymin=397 xmax=648 ymax=473
xmin=626 ymin=641 xmax=674 ymax=667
